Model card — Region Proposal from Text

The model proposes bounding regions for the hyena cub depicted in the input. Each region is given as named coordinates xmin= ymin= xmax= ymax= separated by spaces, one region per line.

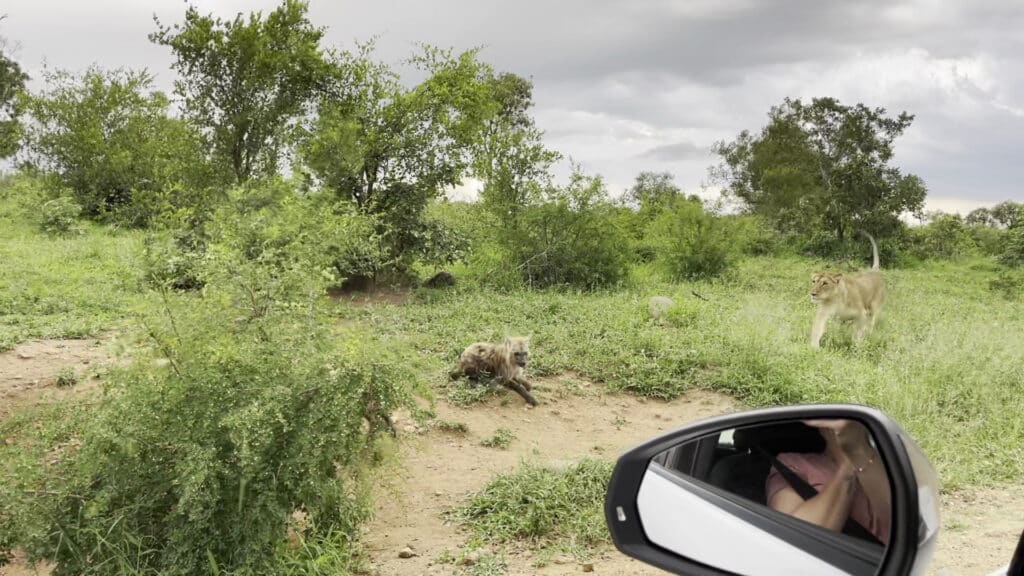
xmin=449 ymin=336 xmax=538 ymax=406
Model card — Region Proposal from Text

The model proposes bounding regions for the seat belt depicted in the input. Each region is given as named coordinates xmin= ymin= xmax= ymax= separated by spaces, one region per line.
xmin=757 ymin=447 xmax=884 ymax=547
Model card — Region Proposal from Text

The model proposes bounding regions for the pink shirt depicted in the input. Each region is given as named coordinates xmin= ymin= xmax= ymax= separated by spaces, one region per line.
xmin=765 ymin=452 xmax=890 ymax=544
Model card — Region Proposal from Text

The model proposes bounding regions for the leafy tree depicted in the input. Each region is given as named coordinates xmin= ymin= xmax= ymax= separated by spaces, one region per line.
xmin=150 ymin=0 xmax=335 ymax=183
xmin=0 ymin=30 xmax=28 ymax=158
xmin=965 ymin=206 xmax=997 ymax=227
xmin=990 ymin=201 xmax=1024 ymax=229
xmin=625 ymin=171 xmax=689 ymax=215
xmin=474 ymin=72 xmax=560 ymax=229
xmin=299 ymin=44 xmax=500 ymax=273
xmin=21 ymin=67 xmax=212 ymax=223
xmin=713 ymin=97 xmax=926 ymax=242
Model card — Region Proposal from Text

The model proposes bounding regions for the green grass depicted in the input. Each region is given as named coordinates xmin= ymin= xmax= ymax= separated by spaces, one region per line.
xmin=0 ymin=197 xmax=150 ymax=351
xmin=434 ymin=420 xmax=470 ymax=434
xmin=345 ymin=257 xmax=1024 ymax=489
xmin=54 ymin=367 xmax=78 ymax=387
xmin=479 ymin=427 xmax=515 ymax=449
xmin=451 ymin=459 xmax=613 ymax=564
xmin=3 ymin=184 xmax=1022 ymax=492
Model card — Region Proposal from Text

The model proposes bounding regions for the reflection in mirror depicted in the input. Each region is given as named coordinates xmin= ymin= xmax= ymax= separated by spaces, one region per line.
xmin=642 ymin=419 xmax=892 ymax=575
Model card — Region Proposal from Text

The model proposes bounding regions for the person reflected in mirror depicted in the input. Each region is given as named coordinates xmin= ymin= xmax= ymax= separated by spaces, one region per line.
xmin=765 ymin=419 xmax=892 ymax=544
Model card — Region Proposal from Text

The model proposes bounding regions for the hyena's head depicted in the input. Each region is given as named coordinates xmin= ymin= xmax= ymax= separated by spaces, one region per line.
xmin=810 ymin=272 xmax=843 ymax=304
xmin=504 ymin=336 xmax=531 ymax=367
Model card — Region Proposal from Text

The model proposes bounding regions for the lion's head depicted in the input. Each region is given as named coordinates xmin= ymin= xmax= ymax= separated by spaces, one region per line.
xmin=811 ymin=272 xmax=843 ymax=304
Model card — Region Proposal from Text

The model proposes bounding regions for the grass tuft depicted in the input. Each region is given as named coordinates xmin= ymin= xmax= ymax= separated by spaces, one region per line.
xmin=452 ymin=459 xmax=613 ymax=562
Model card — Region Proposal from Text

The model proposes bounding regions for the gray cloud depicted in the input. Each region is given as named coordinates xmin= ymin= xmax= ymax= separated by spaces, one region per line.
xmin=3 ymin=0 xmax=1023 ymax=211
xmin=637 ymin=141 xmax=708 ymax=161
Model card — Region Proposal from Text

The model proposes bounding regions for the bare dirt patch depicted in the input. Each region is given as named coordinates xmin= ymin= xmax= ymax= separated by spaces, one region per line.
xmin=329 ymin=286 xmax=414 ymax=308
xmin=0 ymin=337 xmax=114 ymax=422
xmin=363 ymin=373 xmax=738 ymax=575
xmin=928 ymin=485 xmax=1024 ymax=576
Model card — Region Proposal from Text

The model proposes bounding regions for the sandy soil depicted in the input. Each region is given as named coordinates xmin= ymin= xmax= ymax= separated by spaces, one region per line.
xmin=0 ymin=337 xmax=114 ymax=422
xmin=363 ymin=373 xmax=737 ymax=576
xmin=1 ymin=342 xmax=1022 ymax=576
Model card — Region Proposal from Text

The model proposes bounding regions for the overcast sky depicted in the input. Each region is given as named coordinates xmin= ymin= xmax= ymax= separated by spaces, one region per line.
xmin=4 ymin=0 xmax=1023 ymax=213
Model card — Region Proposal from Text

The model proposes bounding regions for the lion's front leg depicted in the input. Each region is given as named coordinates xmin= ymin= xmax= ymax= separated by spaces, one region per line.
xmin=810 ymin=308 xmax=830 ymax=349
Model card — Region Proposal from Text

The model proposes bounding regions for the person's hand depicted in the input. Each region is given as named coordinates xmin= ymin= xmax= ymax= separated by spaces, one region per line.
xmin=802 ymin=419 xmax=874 ymax=464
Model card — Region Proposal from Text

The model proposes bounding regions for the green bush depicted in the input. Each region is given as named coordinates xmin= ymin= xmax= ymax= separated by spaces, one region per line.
xmin=647 ymin=199 xmax=735 ymax=280
xmin=513 ymin=201 xmax=631 ymax=289
xmin=989 ymin=269 xmax=1024 ymax=300
xmin=22 ymin=67 xmax=222 ymax=226
xmin=142 ymin=229 xmax=207 ymax=290
xmin=722 ymin=214 xmax=783 ymax=256
xmin=906 ymin=213 xmax=976 ymax=261
xmin=483 ymin=171 xmax=631 ymax=290
xmin=968 ymin=224 xmax=1005 ymax=257
xmin=207 ymin=182 xmax=389 ymax=288
xmin=425 ymin=200 xmax=496 ymax=250
xmin=0 ymin=173 xmax=48 ymax=218
xmin=997 ymin=227 xmax=1024 ymax=268
xmin=39 ymin=196 xmax=83 ymax=236
xmin=2 ymin=282 xmax=417 ymax=575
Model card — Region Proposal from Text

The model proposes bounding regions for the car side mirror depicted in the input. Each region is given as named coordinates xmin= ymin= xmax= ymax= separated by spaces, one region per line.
xmin=604 ymin=404 xmax=939 ymax=576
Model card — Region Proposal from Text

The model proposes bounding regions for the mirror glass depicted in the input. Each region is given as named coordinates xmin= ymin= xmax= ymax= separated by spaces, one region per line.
xmin=638 ymin=418 xmax=892 ymax=576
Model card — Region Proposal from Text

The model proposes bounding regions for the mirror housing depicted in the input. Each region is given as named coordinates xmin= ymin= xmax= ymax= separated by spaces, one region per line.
xmin=605 ymin=404 xmax=938 ymax=576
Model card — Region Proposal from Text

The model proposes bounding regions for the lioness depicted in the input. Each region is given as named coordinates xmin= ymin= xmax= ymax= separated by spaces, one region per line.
xmin=450 ymin=336 xmax=538 ymax=406
xmin=810 ymin=231 xmax=885 ymax=349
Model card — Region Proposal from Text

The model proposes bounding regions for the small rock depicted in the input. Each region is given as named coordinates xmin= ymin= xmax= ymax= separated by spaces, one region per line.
xmin=398 ymin=546 xmax=417 ymax=559
xmin=16 ymin=352 xmax=33 ymax=360
xmin=81 ymin=359 xmax=91 ymax=365
xmin=582 ymin=563 xmax=594 ymax=572
xmin=554 ymin=555 xmax=572 ymax=565
xmin=11 ymin=375 xmax=22 ymax=380
xmin=434 ymin=490 xmax=443 ymax=497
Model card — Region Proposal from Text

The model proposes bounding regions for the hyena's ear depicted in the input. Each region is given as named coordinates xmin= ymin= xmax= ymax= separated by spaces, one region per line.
xmin=811 ymin=272 xmax=822 ymax=281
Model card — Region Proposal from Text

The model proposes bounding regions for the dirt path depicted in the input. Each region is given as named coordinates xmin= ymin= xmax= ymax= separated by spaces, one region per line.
xmin=929 ymin=486 xmax=1024 ymax=576
xmin=363 ymin=373 xmax=738 ymax=575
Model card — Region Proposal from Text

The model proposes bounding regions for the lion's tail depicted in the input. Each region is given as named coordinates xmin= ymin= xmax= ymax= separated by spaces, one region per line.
xmin=856 ymin=230 xmax=880 ymax=270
